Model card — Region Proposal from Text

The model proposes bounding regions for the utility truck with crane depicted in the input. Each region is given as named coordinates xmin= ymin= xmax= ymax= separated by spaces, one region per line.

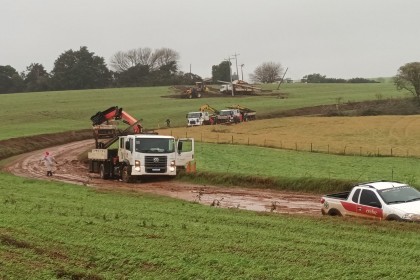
xmin=186 ymin=104 xmax=219 ymax=126
xmin=88 ymin=106 xmax=195 ymax=183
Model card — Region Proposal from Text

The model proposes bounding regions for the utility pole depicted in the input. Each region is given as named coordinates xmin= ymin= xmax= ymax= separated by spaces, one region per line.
xmin=240 ymin=64 xmax=244 ymax=81
xmin=231 ymin=52 xmax=240 ymax=81
xmin=276 ymin=67 xmax=288 ymax=90
xmin=224 ymin=57 xmax=235 ymax=96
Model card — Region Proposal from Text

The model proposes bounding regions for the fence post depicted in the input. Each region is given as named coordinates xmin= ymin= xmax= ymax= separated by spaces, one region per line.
xmin=343 ymin=146 xmax=346 ymax=155
xmin=231 ymin=135 xmax=234 ymax=144
xmin=295 ymin=142 xmax=297 ymax=151
xmin=360 ymin=147 xmax=362 ymax=156
xmin=264 ymin=139 xmax=266 ymax=147
xmin=201 ymin=132 xmax=203 ymax=142
xmin=310 ymin=143 xmax=313 ymax=152
xmin=390 ymin=148 xmax=393 ymax=157
xmin=327 ymin=144 xmax=329 ymax=154
xmin=217 ymin=134 xmax=219 ymax=144
xmin=248 ymin=137 xmax=249 ymax=145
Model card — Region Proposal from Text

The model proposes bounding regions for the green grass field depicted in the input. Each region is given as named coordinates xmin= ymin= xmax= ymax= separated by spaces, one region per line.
xmin=0 ymin=83 xmax=404 ymax=140
xmin=1 ymin=83 xmax=420 ymax=278
xmin=1 ymin=173 xmax=419 ymax=279
xmin=194 ymin=142 xmax=420 ymax=190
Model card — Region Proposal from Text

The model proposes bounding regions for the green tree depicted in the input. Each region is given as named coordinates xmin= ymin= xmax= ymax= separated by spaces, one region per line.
xmin=24 ymin=63 xmax=50 ymax=92
xmin=212 ymin=61 xmax=231 ymax=83
xmin=302 ymin=73 xmax=326 ymax=83
xmin=115 ymin=64 xmax=150 ymax=87
xmin=394 ymin=62 xmax=420 ymax=98
xmin=51 ymin=46 xmax=111 ymax=90
xmin=0 ymin=65 xmax=24 ymax=93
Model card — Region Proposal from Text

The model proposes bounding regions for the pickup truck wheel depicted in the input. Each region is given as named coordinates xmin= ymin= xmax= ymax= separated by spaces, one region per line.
xmin=328 ymin=209 xmax=342 ymax=217
xmin=122 ymin=165 xmax=133 ymax=183
xmin=100 ymin=164 xmax=109 ymax=179
xmin=386 ymin=214 xmax=402 ymax=222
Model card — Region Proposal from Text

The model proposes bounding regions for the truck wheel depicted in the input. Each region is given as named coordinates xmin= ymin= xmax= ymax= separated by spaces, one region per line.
xmin=386 ymin=214 xmax=402 ymax=222
xmin=328 ymin=209 xmax=342 ymax=217
xmin=100 ymin=164 xmax=109 ymax=179
xmin=122 ymin=165 xmax=133 ymax=183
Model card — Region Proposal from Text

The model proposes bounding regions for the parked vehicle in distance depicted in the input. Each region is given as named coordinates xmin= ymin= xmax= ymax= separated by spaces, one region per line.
xmin=321 ymin=181 xmax=420 ymax=222
xmin=186 ymin=104 xmax=218 ymax=126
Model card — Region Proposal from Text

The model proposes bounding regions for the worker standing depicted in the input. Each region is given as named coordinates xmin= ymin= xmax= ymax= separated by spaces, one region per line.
xmin=40 ymin=151 xmax=58 ymax=176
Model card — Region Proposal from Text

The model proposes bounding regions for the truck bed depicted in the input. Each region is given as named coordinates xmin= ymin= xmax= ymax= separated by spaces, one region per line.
xmin=324 ymin=191 xmax=350 ymax=200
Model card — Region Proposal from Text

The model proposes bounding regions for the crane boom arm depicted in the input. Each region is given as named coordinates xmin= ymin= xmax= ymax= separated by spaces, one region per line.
xmin=91 ymin=106 xmax=142 ymax=134
xmin=199 ymin=104 xmax=219 ymax=114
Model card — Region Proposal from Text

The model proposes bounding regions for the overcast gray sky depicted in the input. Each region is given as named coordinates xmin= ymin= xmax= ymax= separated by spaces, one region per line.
xmin=1 ymin=0 xmax=419 ymax=80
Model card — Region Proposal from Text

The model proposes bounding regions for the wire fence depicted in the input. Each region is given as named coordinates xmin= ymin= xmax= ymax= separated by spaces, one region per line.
xmin=167 ymin=129 xmax=420 ymax=158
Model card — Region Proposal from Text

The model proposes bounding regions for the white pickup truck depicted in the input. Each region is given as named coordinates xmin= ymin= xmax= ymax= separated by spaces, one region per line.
xmin=321 ymin=181 xmax=420 ymax=222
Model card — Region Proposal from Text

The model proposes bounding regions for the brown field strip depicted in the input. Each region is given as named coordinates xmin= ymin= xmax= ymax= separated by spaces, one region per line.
xmin=158 ymin=115 xmax=420 ymax=157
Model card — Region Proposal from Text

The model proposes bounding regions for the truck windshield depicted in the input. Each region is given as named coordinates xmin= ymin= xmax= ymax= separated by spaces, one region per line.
xmin=135 ymin=138 xmax=175 ymax=153
xmin=188 ymin=113 xmax=201 ymax=118
xmin=219 ymin=110 xmax=232 ymax=116
xmin=378 ymin=186 xmax=420 ymax=204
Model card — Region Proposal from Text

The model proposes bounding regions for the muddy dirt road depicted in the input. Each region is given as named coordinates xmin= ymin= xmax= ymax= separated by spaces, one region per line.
xmin=3 ymin=140 xmax=321 ymax=216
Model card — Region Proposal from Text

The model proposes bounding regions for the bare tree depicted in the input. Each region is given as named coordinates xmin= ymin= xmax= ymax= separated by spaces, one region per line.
xmin=153 ymin=48 xmax=180 ymax=69
xmin=110 ymin=51 xmax=130 ymax=73
xmin=110 ymin=47 xmax=180 ymax=73
xmin=250 ymin=62 xmax=283 ymax=83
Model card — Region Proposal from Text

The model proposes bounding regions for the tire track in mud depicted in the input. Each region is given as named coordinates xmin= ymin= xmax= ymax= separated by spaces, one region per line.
xmin=3 ymin=140 xmax=321 ymax=216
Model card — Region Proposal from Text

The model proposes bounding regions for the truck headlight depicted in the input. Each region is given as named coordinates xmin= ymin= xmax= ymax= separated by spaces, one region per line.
xmin=134 ymin=160 xmax=141 ymax=171
xmin=402 ymin=213 xmax=420 ymax=221
xmin=170 ymin=160 xmax=175 ymax=172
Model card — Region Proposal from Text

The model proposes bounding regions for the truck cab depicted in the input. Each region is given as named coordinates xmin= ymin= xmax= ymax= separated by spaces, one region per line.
xmin=217 ymin=109 xmax=242 ymax=124
xmin=186 ymin=111 xmax=211 ymax=126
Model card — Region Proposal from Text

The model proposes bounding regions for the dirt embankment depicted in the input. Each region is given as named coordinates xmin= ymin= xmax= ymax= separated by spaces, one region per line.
xmin=2 ymin=139 xmax=321 ymax=216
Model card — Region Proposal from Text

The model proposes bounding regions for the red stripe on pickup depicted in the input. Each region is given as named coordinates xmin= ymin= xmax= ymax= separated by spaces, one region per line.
xmin=341 ymin=201 xmax=358 ymax=213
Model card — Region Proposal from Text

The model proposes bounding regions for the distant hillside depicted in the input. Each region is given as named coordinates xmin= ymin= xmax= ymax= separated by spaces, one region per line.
xmin=371 ymin=77 xmax=394 ymax=83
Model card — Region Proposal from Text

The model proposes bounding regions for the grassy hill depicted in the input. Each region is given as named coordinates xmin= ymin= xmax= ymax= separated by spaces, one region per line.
xmin=0 ymin=83 xmax=405 ymax=140
xmin=1 ymin=83 xmax=420 ymax=278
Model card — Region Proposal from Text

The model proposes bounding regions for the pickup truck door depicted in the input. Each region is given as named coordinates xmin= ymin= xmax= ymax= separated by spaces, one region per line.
xmin=357 ymin=189 xmax=384 ymax=219
xmin=176 ymin=138 xmax=194 ymax=167
xmin=341 ymin=189 xmax=361 ymax=217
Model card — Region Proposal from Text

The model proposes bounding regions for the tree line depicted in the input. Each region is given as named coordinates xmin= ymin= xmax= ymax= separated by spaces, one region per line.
xmin=301 ymin=73 xmax=378 ymax=83
xmin=1 ymin=45 xmax=419 ymax=98
xmin=0 ymin=46 xmax=203 ymax=94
